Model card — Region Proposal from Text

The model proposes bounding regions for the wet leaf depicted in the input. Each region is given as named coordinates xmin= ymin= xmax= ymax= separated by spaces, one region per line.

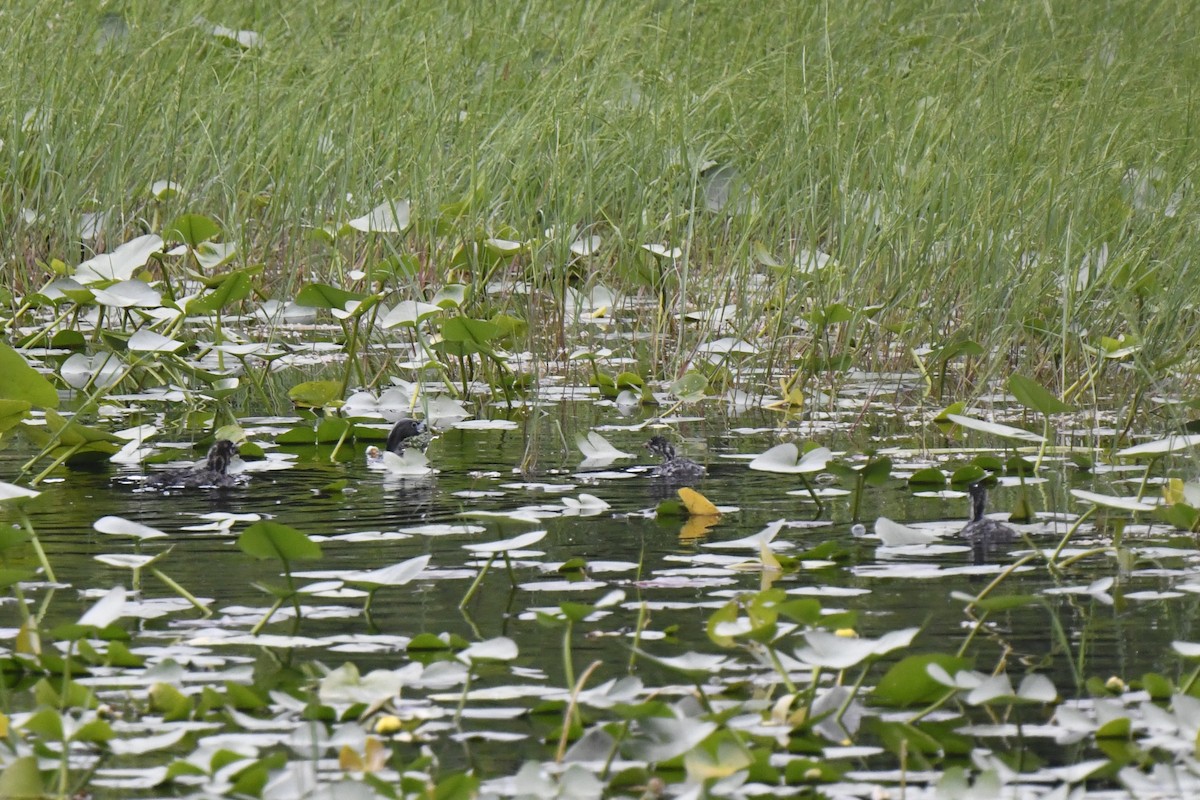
xmin=238 ymin=521 xmax=323 ymax=561
xmin=164 ymin=213 xmax=220 ymax=247
xmin=348 ymin=199 xmax=411 ymax=233
xmin=678 ymin=487 xmax=719 ymax=516
xmin=669 ymin=371 xmax=708 ymax=401
xmin=0 ymin=342 xmax=59 ymax=408
xmin=749 ymin=443 xmax=831 ymax=474
xmin=944 ymin=413 xmax=1046 ymax=443
xmin=1008 ymin=374 xmax=1073 ymax=415
xmin=794 ymin=628 xmax=919 ymax=669
xmin=288 ymin=380 xmax=343 ymax=409
xmin=872 ymin=654 xmax=973 ymax=706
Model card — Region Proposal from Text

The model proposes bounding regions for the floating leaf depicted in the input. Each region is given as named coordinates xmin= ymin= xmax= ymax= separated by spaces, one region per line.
xmin=908 ymin=467 xmax=946 ymax=487
xmin=794 ymin=628 xmax=920 ymax=670
xmin=441 ymin=316 xmax=501 ymax=351
xmin=1070 ymin=489 xmax=1157 ymax=512
xmin=78 ymin=586 xmax=127 ymax=629
xmin=348 ymin=200 xmax=411 ymax=233
xmin=874 ymin=517 xmax=940 ymax=546
xmin=873 ymin=654 xmax=973 ymax=706
xmin=749 ymin=444 xmax=832 ymax=474
xmin=74 ymin=234 xmax=163 ymax=283
xmin=641 ymin=243 xmax=682 ymax=260
xmin=288 ymin=380 xmax=343 ymax=408
xmin=668 ymin=371 xmax=708 ymax=401
xmin=91 ymin=279 xmax=161 ymax=308
xmin=128 ymin=329 xmax=185 ymax=353
xmin=463 ymin=530 xmax=547 ymax=553
xmin=382 ymin=300 xmax=442 ymax=328
xmin=343 ymin=554 xmax=431 ymax=587
xmin=576 ymin=431 xmax=633 ymax=463
xmin=678 ymin=487 xmax=719 ymax=516
xmin=944 ymin=413 xmax=1046 ymax=443
xmin=1116 ymin=434 xmax=1200 ymax=457
xmin=93 ymin=516 xmax=168 ymax=540
xmin=0 ymin=482 xmax=40 ymax=504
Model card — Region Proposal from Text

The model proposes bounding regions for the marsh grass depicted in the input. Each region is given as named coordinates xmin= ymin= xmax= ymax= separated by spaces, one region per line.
xmin=3 ymin=1 xmax=1199 ymax=404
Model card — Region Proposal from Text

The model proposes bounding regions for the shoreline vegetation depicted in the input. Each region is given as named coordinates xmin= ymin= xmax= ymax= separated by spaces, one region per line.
xmin=2 ymin=2 xmax=1197 ymax=406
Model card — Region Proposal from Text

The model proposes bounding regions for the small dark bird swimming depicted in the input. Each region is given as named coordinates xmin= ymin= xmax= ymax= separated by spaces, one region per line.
xmin=646 ymin=435 xmax=706 ymax=481
xmin=148 ymin=439 xmax=243 ymax=489
xmin=959 ymin=483 xmax=1017 ymax=543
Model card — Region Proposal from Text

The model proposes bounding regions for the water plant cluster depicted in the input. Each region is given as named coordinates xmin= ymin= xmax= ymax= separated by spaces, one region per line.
xmin=4 ymin=1 xmax=1200 ymax=798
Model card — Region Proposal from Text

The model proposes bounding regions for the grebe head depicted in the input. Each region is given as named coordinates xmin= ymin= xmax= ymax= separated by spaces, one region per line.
xmin=646 ymin=435 xmax=677 ymax=460
xmin=386 ymin=418 xmax=427 ymax=453
xmin=206 ymin=440 xmax=237 ymax=475
xmin=968 ymin=482 xmax=991 ymax=523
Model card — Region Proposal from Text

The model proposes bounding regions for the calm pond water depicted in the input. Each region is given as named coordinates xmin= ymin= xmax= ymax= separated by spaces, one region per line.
xmin=4 ymin=401 xmax=1200 ymax=793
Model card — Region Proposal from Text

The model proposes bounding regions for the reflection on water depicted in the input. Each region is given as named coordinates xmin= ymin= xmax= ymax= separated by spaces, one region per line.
xmin=3 ymin=405 xmax=1199 ymax=775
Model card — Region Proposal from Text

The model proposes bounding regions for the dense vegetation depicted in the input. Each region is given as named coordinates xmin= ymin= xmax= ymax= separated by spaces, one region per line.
xmin=3 ymin=1 xmax=1198 ymax=403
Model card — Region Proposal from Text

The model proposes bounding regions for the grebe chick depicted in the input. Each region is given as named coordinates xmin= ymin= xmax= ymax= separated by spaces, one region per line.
xmin=149 ymin=439 xmax=243 ymax=489
xmin=386 ymin=418 xmax=431 ymax=454
xmin=646 ymin=435 xmax=706 ymax=481
xmin=959 ymin=483 xmax=1017 ymax=543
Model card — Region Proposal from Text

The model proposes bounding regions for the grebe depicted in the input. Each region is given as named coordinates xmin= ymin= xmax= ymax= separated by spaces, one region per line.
xmin=386 ymin=418 xmax=431 ymax=453
xmin=368 ymin=419 xmax=435 ymax=476
xmin=148 ymin=439 xmax=243 ymax=489
xmin=646 ymin=435 xmax=706 ymax=481
xmin=959 ymin=483 xmax=1017 ymax=543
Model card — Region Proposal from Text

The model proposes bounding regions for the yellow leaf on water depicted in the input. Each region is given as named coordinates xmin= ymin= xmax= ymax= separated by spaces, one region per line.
xmin=338 ymin=744 xmax=364 ymax=772
xmin=338 ymin=738 xmax=387 ymax=773
xmin=677 ymin=487 xmax=719 ymax=516
xmin=758 ymin=540 xmax=781 ymax=572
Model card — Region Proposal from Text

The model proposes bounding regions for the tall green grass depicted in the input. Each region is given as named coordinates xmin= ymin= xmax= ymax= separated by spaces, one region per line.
xmin=2 ymin=0 xmax=1198 ymax=403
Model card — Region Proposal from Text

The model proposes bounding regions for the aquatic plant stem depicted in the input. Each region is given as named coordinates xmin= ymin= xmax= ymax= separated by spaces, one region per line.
xmin=150 ymin=567 xmax=211 ymax=616
xmin=964 ymin=553 xmax=1039 ymax=613
xmin=765 ymin=644 xmax=799 ymax=695
xmin=339 ymin=318 xmax=362 ymax=397
xmin=459 ymin=554 xmax=496 ymax=609
xmin=555 ymin=659 xmax=603 ymax=763
xmin=1047 ymin=506 xmax=1097 ymax=567
xmin=251 ymin=598 xmax=285 ymax=636
xmin=28 ymin=442 xmax=83 ymax=486
xmin=18 ymin=511 xmax=56 ymax=584
xmin=455 ymin=669 xmax=473 ymax=727
xmin=834 ymin=666 xmax=870 ymax=727
xmin=562 ymin=621 xmax=576 ymax=696
xmin=1180 ymin=664 xmax=1200 ymax=695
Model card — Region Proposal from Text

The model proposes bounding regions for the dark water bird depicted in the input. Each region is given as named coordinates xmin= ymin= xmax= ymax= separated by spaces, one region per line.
xmin=959 ymin=482 xmax=1017 ymax=543
xmin=385 ymin=418 xmax=432 ymax=453
xmin=646 ymin=435 xmax=706 ymax=481
xmin=148 ymin=439 xmax=243 ymax=489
